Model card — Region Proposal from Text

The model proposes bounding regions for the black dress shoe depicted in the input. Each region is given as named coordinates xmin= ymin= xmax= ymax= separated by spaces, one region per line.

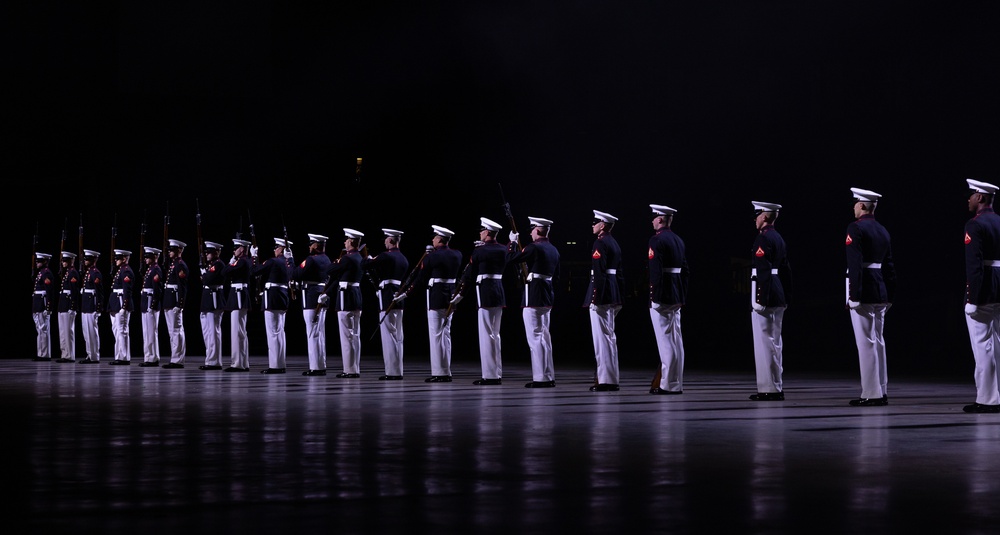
xmin=424 ymin=376 xmax=452 ymax=383
xmin=302 ymin=369 xmax=327 ymax=376
xmin=109 ymin=359 xmax=130 ymax=365
xmin=33 ymin=357 xmax=52 ymax=362
xmin=524 ymin=381 xmax=556 ymax=388
xmin=56 ymin=358 xmax=75 ymax=363
xmin=963 ymin=402 xmax=1000 ymax=413
xmin=138 ymin=361 xmax=160 ymax=367
xmin=650 ymin=387 xmax=683 ymax=395
xmin=161 ymin=363 xmax=184 ymax=369
xmin=473 ymin=378 xmax=502 ymax=385
xmin=336 ymin=373 xmax=361 ymax=378
xmin=79 ymin=358 xmax=99 ymax=364
xmin=750 ymin=392 xmax=784 ymax=401
xmin=589 ymin=383 xmax=620 ymax=392
xmin=261 ymin=368 xmax=286 ymax=374
xmin=378 ymin=375 xmax=403 ymax=380
xmin=224 ymin=367 xmax=249 ymax=372
xmin=199 ymin=365 xmax=223 ymax=370
xmin=849 ymin=396 xmax=887 ymax=406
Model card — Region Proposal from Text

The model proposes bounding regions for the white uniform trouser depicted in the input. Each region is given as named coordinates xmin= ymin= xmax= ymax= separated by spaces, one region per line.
xmin=229 ymin=309 xmax=249 ymax=369
xmin=303 ymin=307 xmax=327 ymax=371
xmin=264 ymin=310 xmax=287 ymax=370
xmin=379 ymin=309 xmax=404 ymax=376
xmin=751 ymin=306 xmax=785 ymax=393
xmin=427 ymin=308 xmax=453 ymax=376
xmin=82 ymin=312 xmax=100 ymax=361
xmin=200 ymin=311 xmax=224 ymax=366
xmin=58 ymin=311 xmax=77 ymax=360
xmin=338 ymin=309 xmax=362 ymax=374
xmin=965 ymin=303 xmax=1000 ymax=405
xmin=111 ymin=310 xmax=131 ymax=361
xmin=650 ymin=303 xmax=684 ymax=392
xmin=523 ymin=307 xmax=554 ymax=382
xmin=34 ymin=312 xmax=52 ymax=359
xmin=164 ymin=307 xmax=185 ymax=364
xmin=850 ymin=303 xmax=888 ymax=399
xmin=590 ymin=304 xmax=622 ymax=385
xmin=477 ymin=307 xmax=503 ymax=380
xmin=141 ymin=310 xmax=160 ymax=363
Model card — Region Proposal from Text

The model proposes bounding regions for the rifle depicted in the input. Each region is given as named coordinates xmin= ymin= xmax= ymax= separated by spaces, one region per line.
xmin=57 ymin=218 xmax=67 ymax=276
xmin=356 ymin=157 xmax=363 ymax=183
xmin=77 ymin=213 xmax=84 ymax=272
xmin=283 ymin=216 xmax=296 ymax=301
xmin=138 ymin=211 xmax=148 ymax=279
xmin=31 ymin=222 xmax=39 ymax=283
xmin=247 ymin=208 xmax=260 ymax=304
xmin=313 ymin=247 xmax=348 ymax=318
xmin=499 ymin=183 xmax=529 ymax=283
xmin=110 ymin=213 xmax=117 ymax=278
xmin=369 ymin=245 xmax=432 ymax=340
xmin=163 ymin=201 xmax=170 ymax=260
xmin=195 ymin=199 xmax=204 ymax=269
xmin=445 ymin=259 xmax=472 ymax=317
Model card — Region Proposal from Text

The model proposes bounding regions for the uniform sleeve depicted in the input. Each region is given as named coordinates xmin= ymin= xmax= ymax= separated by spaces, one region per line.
xmin=965 ymin=221 xmax=985 ymax=304
xmin=845 ymin=223 xmax=864 ymax=301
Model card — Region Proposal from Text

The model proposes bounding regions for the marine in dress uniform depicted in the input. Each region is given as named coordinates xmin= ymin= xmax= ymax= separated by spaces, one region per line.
xmin=290 ymin=233 xmax=332 ymax=376
xmin=78 ymin=249 xmax=103 ymax=364
xmin=198 ymin=241 xmax=227 ymax=370
xmin=454 ymin=217 xmax=507 ymax=385
xmin=748 ymin=201 xmax=792 ymax=400
xmin=394 ymin=225 xmax=463 ymax=382
xmin=107 ymin=249 xmax=135 ymax=365
xmin=221 ymin=238 xmax=253 ymax=372
xmin=362 ymin=229 xmax=409 ymax=380
xmin=846 ymin=188 xmax=896 ymax=406
xmin=322 ymin=228 xmax=366 ymax=378
xmin=586 ymin=210 xmax=624 ymax=392
xmin=160 ymin=239 xmax=190 ymax=368
xmin=55 ymin=251 xmax=81 ymax=363
xmin=32 ymin=253 xmax=57 ymax=361
xmin=137 ymin=247 xmax=164 ymax=367
xmin=251 ymin=238 xmax=293 ymax=374
xmin=507 ymin=216 xmax=560 ymax=388
xmin=647 ymin=204 xmax=689 ymax=395
xmin=962 ymin=178 xmax=1000 ymax=413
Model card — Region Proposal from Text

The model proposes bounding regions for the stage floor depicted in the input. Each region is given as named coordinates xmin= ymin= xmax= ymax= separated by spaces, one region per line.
xmin=7 ymin=355 xmax=1000 ymax=534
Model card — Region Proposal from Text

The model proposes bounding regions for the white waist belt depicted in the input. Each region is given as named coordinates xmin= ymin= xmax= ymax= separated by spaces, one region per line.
xmin=142 ymin=289 xmax=154 ymax=294
xmin=61 ymin=290 xmax=73 ymax=294
xmin=338 ymin=281 xmax=360 ymax=288
xmin=428 ymin=278 xmax=456 ymax=286
xmin=477 ymin=274 xmax=503 ymax=282
xmin=34 ymin=290 xmax=47 ymax=295
xmin=985 ymin=261 xmax=1000 ymax=267
xmin=380 ymin=279 xmax=401 ymax=289
xmin=527 ymin=273 xmax=552 ymax=282
xmin=204 ymin=285 xmax=222 ymax=290
xmin=165 ymin=284 xmax=179 ymax=289
xmin=301 ymin=282 xmax=325 ymax=287
xmin=264 ymin=282 xmax=287 ymax=289
xmin=83 ymin=289 xmax=95 ymax=294
xmin=862 ymin=263 xmax=882 ymax=269
xmin=590 ymin=269 xmax=618 ymax=275
xmin=113 ymin=289 xmax=125 ymax=294
xmin=751 ymin=268 xmax=780 ymax=276
xmin=230 ymin=283 xmax=247 ymax=289
xmin=662 ymin=267 xmax=682 ymax=274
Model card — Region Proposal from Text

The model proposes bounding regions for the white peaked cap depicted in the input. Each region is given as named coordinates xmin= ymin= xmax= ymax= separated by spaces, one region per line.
xmin=344 ymin=228 xmax=364 ymax=239
xmin=168 ymin=239 xmax=187 ymax=248
xmin=752 ymin=201 xmax=782 ymax=212
xmin=204 ymin=241 xmax=224 ymax=250
xmin=382 ymin=228 xmax=403 ymax=237
xmin=83 ymin=249 xmax=100 ymax=257
xmin=232 ymin=238 xmax=251 ymax=247
xmin=967 ymin=178 xmax=999 ymax=194
xmin=308 ymin=233 xmax=328 ymax=243
xmin=593 ymin=210 xmax=618 ymax=223
xmin=272 ymin=238 xmax=292 ymax=247
xmin=479 ymin=217 xmax=502 ymax=232
xmin=432 ymin=225 xmax=455 ymax=237
xmin=850 ymin=188 xmax=882 ymax=202
xmin=528 ymin=216 xmax=553 ymax=227
xmin=143 ymin=247 xmax=161 ymax=255
xmin=650 ymin=204 xmax=677 ymax=216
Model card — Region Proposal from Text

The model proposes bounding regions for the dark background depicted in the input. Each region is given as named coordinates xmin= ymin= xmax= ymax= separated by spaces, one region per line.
xmin=12 ymin=1 xmax=1000 ymax=379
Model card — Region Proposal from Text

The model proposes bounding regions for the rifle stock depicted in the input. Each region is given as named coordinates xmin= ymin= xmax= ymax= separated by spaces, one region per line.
xmin=78 ymin=214 xmax=84 ymax=272
xmin=247 ymin=208 xmax=260 ymax=304
xmin=368 ymin=246 xmax=432 ymax=340
xmin=499 ymin=183 xmax=529 ymax=282
xmin=196 ymin=199 xmax=204 ymax=268
xmin=58 ymin=219 xmax=67 ymax=276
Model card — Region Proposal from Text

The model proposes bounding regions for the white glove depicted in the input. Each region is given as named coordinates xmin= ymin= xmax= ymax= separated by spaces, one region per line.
xmin=317 ymin=293 xmax=329 ymax=305
xmin=966 ymin=303 xmax=978 ymax=315
xmin=751 ymin=302 xmax=765 ymax=313
xmin=425 ymin=245 xmax=434 ymax=253
xmin=449 ymin=293 xmax=463 ymax=305
xmin=509 ymin=231 xmax=519 ymax=244
xmin=249 ymin=246 xmax=258 ymax=258
xmin=229 ymin=256 xmax=237 ymax=264
xmin=200 ymin=268 xmax=207 ymax=276
xmin=392 ymin=293 xmax=406 ymax=304
xmin=283 ymin=249 xmax=293 ymax=259
xmin=848 ymin=300 xmax=860 ymax=310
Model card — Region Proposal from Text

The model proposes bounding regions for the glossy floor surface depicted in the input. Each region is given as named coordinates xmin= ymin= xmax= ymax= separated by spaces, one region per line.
xmin=8 ymin=356 xmax=1000 ymax=534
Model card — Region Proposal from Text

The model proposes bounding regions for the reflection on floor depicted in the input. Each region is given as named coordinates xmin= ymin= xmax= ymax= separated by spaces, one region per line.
xmin=8 ymin=356 xmax=1000 ymax=534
